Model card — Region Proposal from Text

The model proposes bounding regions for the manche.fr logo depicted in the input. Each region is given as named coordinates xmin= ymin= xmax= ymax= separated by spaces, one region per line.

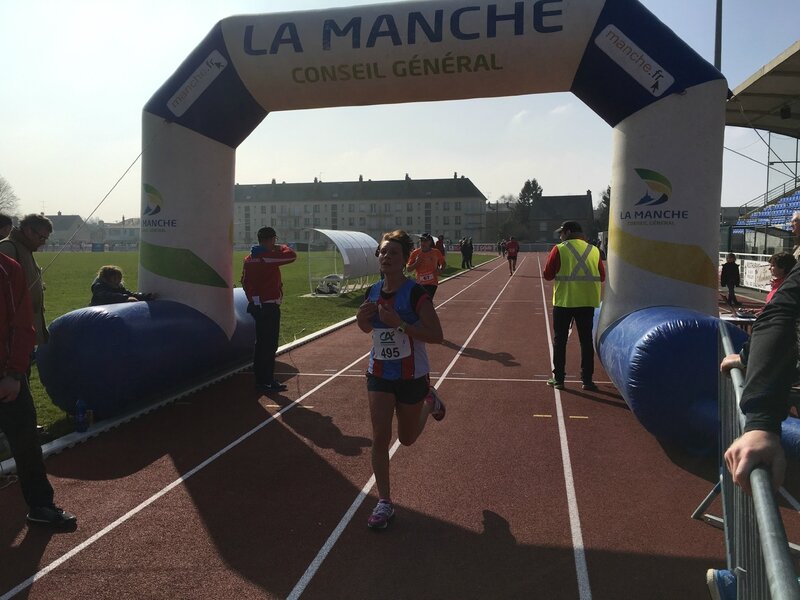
xmin=634 ymin=168 xmax=672 ymax=206
xmin=143 ymin=184 xmax=162 ymax=216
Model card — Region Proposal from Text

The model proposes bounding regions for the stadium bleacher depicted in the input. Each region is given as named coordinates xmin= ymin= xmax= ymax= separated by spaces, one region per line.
xmin=732 ymin=191 xmax=800 ymax=234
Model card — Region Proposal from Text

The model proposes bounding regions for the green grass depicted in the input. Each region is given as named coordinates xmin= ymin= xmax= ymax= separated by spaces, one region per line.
xmin=24 ymin=250 xmax=495 ymax=443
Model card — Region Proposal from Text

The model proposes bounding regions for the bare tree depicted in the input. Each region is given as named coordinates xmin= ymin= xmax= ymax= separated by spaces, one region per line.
xmin=0 ymin=175 xmax=20 ymax=214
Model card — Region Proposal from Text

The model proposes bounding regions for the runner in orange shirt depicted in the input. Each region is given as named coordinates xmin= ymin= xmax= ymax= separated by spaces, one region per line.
xmin=407 ymin=233 xmax=446 ymax=299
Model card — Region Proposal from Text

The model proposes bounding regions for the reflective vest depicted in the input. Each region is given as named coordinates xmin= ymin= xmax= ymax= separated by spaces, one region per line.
xmin=553 ymin=239 xmax=602 ymax=308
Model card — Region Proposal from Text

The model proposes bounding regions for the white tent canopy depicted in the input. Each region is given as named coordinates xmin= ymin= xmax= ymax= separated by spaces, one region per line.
xmin=308 ymin=229 xmax=379 ymax=296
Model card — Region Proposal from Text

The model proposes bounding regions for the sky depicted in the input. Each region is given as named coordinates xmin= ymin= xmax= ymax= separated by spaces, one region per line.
xmin=1 ymin=0 xmax=798 ymax=223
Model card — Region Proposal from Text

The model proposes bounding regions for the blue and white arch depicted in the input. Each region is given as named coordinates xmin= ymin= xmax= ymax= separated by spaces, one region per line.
xmin=39 ymin=1 xmax=754 ymax=452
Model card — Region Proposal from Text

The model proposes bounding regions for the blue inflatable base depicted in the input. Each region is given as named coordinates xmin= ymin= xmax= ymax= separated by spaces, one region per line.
xmin=37 ymin=289 xmax=255 ymax=421
xmin=598 ymin=306 xmax=750 ymax=455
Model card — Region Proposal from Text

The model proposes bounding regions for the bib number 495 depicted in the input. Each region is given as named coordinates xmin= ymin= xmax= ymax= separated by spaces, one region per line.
xmin=380 ymin=347 xmax=401 ymax=359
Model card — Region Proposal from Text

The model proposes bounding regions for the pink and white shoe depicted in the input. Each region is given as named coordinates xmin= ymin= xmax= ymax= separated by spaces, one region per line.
xmin=426 ymin=387 xmax=446 ymax=421
xmin=367 ymin=499 xmax=395 ymax=529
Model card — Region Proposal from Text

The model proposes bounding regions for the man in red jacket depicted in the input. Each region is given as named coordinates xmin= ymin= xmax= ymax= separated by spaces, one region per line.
xmin=241 ymin=227 xmax=297 ymax=392
xmin=0 ymin=253 xmax=76 ymax=528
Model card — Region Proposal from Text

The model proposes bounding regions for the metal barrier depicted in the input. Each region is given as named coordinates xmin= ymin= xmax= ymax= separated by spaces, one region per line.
xmin=694 ymin=324 xmax=800 ymax=599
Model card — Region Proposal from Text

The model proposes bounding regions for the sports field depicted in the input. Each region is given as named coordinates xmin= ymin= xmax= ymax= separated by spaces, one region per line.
xmin=29 ymin=250 xmax=492 ymax=441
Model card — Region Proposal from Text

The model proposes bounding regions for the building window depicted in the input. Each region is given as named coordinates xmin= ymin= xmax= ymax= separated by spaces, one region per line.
xmin=443 ymin=216 xmax=450 ymax=225
xmin=395 ymin=217 xmax=401 ymax=226
xmin=455 ymin=216 xmax=461 ymax=225
xmin=261 ymin=206 xmax=266 ymax=214
xmin=443 ymin=202 xmax=450 ymax=211
xmin=455 ymin=201 xmax=461 ymax=211
xmin=349 ymin=203 xmax=355 ymax=213
xmin=305 ymin=204 xmax=311 ymax=213
xmin=304 ymin=218 xmax=310 ymax=226
xmin=384 ymin=203 xmax=391 ymax=213
xmin=359 ymin=217 xmax=366 ymax=226
xmin=406 ymin=202 xmax=413 ymax=211
xmin=271 ymin=205 xmax=276 ymax=214
xmin=370 ymin=203 xmax=377 ymax=214
xmin=349 ymin=217 xmax=355 ymax=227
xmin=313 ymin=204 xmax=320 ymax=213
xmin=407 ymin=216 xmax=413 ymax=226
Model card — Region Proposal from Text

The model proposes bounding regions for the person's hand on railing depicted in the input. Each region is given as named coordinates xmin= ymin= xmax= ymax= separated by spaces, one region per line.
xmin=725 ymin=430 xmax=785 ymax=495
xmin=720 ymin=353 xmax=745 ymax=375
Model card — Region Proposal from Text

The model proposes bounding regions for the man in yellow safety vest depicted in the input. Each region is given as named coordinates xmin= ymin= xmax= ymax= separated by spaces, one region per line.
xmin=542 ymin=220 xmax=605 ymax=391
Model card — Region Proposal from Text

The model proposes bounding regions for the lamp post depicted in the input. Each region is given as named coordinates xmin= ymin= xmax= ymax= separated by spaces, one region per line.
xmin=714 ymin=0 xmax=722 ymax=70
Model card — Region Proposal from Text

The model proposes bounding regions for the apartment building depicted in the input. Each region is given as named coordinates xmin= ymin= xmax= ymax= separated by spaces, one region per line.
xmin=233 ymin=173 xmax=487 ymax=245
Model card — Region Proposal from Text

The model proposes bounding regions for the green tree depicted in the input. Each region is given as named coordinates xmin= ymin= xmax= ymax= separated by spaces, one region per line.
xmin=0 ymin=175 xmax=20 ymax=214
xmin=595 ymin=185 xmax=610 ymax=232
xmin=513 ymin=178 xmax=543 ymax=226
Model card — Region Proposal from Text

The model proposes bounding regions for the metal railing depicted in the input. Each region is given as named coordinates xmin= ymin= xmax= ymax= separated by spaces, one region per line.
xmin=711 ymin=325 xmax=800 ymax=599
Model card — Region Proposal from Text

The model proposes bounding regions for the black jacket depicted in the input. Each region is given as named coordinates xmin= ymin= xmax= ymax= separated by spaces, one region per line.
xmin=720 ymin=262 xmax=740 ymax=286
xmin=740 ymin=263 xmax=800 ymax=433
xmin=90 ymin=278 xmax=148 ymax=306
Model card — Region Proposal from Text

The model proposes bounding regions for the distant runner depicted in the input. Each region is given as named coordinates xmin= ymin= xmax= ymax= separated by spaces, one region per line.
xmin=407 ymin=233 xmax=446 ymax=299
xmin=505 ymin=236 xmax=520 ymax=275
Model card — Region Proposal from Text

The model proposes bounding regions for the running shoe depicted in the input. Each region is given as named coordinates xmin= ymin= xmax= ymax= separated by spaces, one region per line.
xmin=367 ymin=499 xmax=395 ymax=530
xmin=426 ymin=387 xmax=446 ymax=421
xmin=27 ymin=505 xmax=77 ymax=529
xmin=581 ymin=381 xmax=599 ymax=391
xmin=257 ymin=380 xmax=287 ymax=392
xmin=546 ymin=377 xmax=565 ymax=390
xmin=706 ymin=569 xmax=736 ymax=600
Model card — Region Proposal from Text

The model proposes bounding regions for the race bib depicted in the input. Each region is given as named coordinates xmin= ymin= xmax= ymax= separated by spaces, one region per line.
xmin=420 ymin=272 xmax=435 ymax=283
xmin=372 ymin=328 xmax=411 ymax=360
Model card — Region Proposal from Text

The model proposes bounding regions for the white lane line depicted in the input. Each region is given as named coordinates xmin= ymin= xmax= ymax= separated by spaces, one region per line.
xmin=0 ymin=352 xmax=370 ymax=600
xmin=536 ymin=255 xmax=592 ymax=600
xmin=287 ymin=257 xmax=524 ymax=599
xmin=1 ymin=261 xmax=509 ymax=598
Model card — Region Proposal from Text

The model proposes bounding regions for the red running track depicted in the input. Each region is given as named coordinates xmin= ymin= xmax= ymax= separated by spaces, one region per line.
xmin=2 ymin=254 xmax=797 ymax=599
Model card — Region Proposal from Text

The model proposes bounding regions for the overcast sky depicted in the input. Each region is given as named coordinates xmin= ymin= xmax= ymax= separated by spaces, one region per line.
xmin=1 ymin=0 xmax=798 ymax=223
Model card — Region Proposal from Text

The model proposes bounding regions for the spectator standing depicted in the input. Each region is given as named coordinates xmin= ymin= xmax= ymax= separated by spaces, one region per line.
xmin=90 ymin=265 xmax=154 ymax=306
xmin=434 ymin=233 xmax=446 ymax=259
xmin=722 ymin=260 xmax=800 ymax=497
xmin=0 ymin=252 xmax=77 ymax=528
xmin=464 ymin=237 xmax=474 ymax=269
xmin=0 ymin=214 xmax=53 ymax=345
xmin=542 ymin=221 xmax=605 ymax=391
xmin=791 ymin=211 xmax=800 ymax=260
xmin=720 ymin=253 xmax=741 ymax=306
xmin=505 ymin=236 xmax=520 ymax=275
xmin=719 ymin=252 xmax=797 ymax=374
xmin=356 ymin=229 xmax=445 ymax=530
xmin=407 ymin=233 xmax=446 ymax=299
xmin=241 ymin=227 xmax=297 ymax=393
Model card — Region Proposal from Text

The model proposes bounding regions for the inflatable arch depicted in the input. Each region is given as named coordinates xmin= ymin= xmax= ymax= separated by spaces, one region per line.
xmin=40 ymin=0 xmax=762 ymax=451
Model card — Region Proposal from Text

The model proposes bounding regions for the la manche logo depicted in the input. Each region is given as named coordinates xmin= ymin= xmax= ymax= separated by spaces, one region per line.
xmin=142 ymin=184 xmax=178 ymax=229
xmin=619 ymin=169 xmax=689 ymax=224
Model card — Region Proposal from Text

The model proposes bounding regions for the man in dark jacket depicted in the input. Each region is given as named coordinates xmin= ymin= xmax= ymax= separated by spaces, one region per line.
xmin=0 ymin=253 xmax=76 ymax=528
xmin=724 ymin=261 xmax=800 ymax=494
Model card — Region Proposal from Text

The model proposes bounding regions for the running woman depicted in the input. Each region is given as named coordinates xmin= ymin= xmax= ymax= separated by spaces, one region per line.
xmin=406 ymin=232 xmax=446 ymax=299
xmin=356 ymin=229 xmax=446 ymax=530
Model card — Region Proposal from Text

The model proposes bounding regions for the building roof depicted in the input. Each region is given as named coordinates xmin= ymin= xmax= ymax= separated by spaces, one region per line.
xmin=532 ymin=194 xmax=595 ymax=222
xmin=725 ymin=40 xmax=800 ymax=140
xmin=235 ymin=176 xmax=486 ymax=203
xmin=46 ymin=214 xmax=83 ymax=230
